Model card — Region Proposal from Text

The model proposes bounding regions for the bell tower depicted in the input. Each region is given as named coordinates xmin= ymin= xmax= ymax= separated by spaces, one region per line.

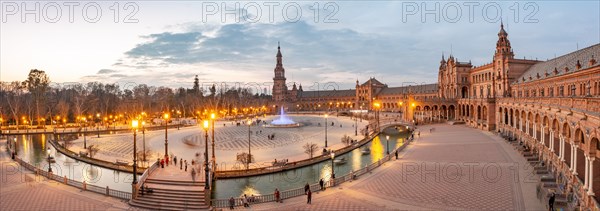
xmin=272 ymin=42 xmax=288 ymax=102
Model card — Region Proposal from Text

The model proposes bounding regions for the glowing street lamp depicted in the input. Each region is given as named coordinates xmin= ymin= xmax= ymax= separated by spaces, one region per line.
xmin=324 ymin=114 xmax=329 ymax=147
xmin=163 ymin=113 xmax=170 ymax=157
xmin=386 ymin=135 xmax=390 ymax=154
xmin=210 ymin=113 xmax=216 ymax=170
xmin=96 ymin=113 xmax=101 ymax=138
xmin=246 ymin=119 xmax=252 ymax=170
xmin=330 ymin=151 xmax=335 ymax=179
xmin=202 ymin=120 xmax=210 ymax=189
xmin=142 ymin=121 xmax=146 ymax=164
xmin=131 ymin=119 xmax=139 ymax=184
xmin=47 ymin=147 xmax=52 ymax=173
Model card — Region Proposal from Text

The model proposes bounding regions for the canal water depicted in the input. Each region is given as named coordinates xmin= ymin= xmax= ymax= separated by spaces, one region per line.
xmin=7 ymin=134 xmax=135 ymax=193
xmin=6 ymin=125 xmax=410 ymax=198
xmin=212 ymin=126 xmax=411 ymax=199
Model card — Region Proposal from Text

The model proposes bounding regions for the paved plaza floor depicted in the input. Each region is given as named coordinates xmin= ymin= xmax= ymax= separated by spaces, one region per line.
xmin=70 ymin=114 xmax=368 ymax=171
xmin=2 ymin=123 xmax=545 ymax=210
xmin=0 ymin=140 xmax=134 ymax=211
xmin=243 ymin=124 xmax=545 ymax=210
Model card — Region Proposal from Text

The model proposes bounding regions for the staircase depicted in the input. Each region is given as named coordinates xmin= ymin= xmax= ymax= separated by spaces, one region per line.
xmin=129 ymin=178 xmax=210 ymax=210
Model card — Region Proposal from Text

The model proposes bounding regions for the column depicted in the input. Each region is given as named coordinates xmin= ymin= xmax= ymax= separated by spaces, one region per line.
xmin=573 ymin=145 xmax=578 ymax=175
xmin=560 ymin=136 xmax=565 ymax=162
xmin=589 ymin=157 xmax=595 ymax=195
xmin=533 ymin=124 xmax=537 ymax=139
xmin=569 ymin=144 xmax=574 ymax=170
xmin=526 ymin=121 xmax=529 ymax=134
xmin=584 ymin=154 xmax=589 ymax=188
xmin=549 ymin=130 xmax=554 ymax=152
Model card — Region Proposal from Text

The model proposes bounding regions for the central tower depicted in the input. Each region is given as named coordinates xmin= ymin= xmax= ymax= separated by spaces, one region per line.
xmin=272 ymin=42 xmax=287 ymax=102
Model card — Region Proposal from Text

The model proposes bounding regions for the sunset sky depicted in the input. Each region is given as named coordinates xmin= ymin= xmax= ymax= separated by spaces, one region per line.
xmin=1 ymin=1 xmax=599 ymax=92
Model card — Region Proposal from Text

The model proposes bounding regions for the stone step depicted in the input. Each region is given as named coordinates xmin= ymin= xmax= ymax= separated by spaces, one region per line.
xmin=136 ymin=196 xmax=207 ymax=206
xmin=131 ymin=198 xmax=209 ymax=210
xmin=140 ymin=192 xmax=205 ymax=201
xmin=147 ymin=188 xmax=206 ymax=196
xmin=145 ymin=178 xmax=204 ymax=186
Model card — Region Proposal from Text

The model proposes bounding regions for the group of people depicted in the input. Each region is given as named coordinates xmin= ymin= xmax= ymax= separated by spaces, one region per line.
xmin=159 ymin=154 xmax=190 ymax=173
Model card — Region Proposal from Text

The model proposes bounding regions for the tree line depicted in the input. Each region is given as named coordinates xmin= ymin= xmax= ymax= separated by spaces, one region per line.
xmin=1 ymin=69 xmax=273 ymax=127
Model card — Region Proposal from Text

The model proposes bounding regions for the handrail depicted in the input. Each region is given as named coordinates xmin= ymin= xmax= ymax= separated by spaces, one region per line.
xmin=9 ymin=151 xmax=131 ymax=200
xmin=214 ymin=121 xmax=410 ymax=178
xmin=211 ymin=132 xmax=413 ymax=208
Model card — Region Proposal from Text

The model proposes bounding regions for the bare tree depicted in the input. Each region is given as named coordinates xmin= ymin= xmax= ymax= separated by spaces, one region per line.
xmin=341 ymin=134 xmax=352 ymax=146
xmin=236 ymin=152 xmax=254 ymax=170
xmin=303 ymin=142 xmax=319 ymax=158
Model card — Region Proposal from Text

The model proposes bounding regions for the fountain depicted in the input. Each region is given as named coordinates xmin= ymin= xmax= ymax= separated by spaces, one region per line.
xmin=265 ymin=107 xmax=302 ymax=128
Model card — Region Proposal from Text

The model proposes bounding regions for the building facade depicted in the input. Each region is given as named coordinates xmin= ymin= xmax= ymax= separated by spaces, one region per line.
xmin=272 ymin=24 xmax=600 ymax=209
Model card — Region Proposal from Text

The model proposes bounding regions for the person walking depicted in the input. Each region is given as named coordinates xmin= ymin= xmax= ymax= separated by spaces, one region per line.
xmin=306 ymin=189 xmax=312 ymax=204
xmin=160 ymin=159 xmax=164 ymax=168
xmin=274 ymin=188 xmax=280 ymax=203
xmin=185 ymin=160 xmax=188 ymax=172
xmin=174 ymin=156 xmax=177 ymax=166
xmin=319 ymin=179 xmax=324 ymax=190
xmin=180 ymin=158 xmax=183 ymax=170
xmin=548 ymin=192 xmax=556 ymax=211
xmin=395 ymin=150 xmax=398 ymax=160
xmin=191 ymin=168 xmax=196 ymax=182
xmin=242 ymin=194 xmax=249 ymax=207
xmin=304 ymin=182 xmax=310 ymax=194
xmin=228 ymin=197 xmax=235 ymax=209
xmin=165 ymin=155 xmax=169 ymax=166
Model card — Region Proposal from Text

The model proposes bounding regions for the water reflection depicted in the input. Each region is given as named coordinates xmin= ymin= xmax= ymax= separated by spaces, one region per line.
xmin=11 ymin=134 xmax=136 ymax=193
xmin=213 ymin=127 xmax=411 ymax=199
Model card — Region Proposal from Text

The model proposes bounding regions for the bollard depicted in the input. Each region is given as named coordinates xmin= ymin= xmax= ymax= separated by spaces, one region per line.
xmin=63 ymin=176 xmax=67 ymax=184
xmin=82 ymin=181 xmax=87 ymax=190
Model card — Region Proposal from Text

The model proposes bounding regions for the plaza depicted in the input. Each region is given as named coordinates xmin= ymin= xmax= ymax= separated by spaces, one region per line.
xmin=2 ymin=2 xmax=600 ymax=210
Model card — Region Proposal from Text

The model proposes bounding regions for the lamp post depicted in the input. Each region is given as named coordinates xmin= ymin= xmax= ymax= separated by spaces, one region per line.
xmin=83 ymin=117 xmax=87 ymax=149
xmin=386 ymin=135 xmax=390 ymax=154
xmin=247 ymin=119 xmax=252 ymax=170
xmin=164 ymin=113 xmax=169 ymax=157
xmin=354 ymin=113 xmax=358 ymax=136
xmin=131 ymin=119 xmax=139 ymax=184
xmin=324 ymin=114 xmax=328 ymax=148
xmin=47 ymin=147 xmax=52 ymax=173
xmin=202 ymin=120 xmax=210 ymax=189
xmin=330 ymin=152 xmax=335 ymax=179
xmin=12 ymin=137 xmax=17 ymax=159
xmin=210 ymin=113 xmax=216 ymax=171
xmin=96 ymin=113 xmax=100 ymax=138
xmin=142 ymin=121 xmax=146 ymax=165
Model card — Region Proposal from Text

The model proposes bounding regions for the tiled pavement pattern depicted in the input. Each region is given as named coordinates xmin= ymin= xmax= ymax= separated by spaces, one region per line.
xmin=0 ymin=139 xmax=133 ymax=211
xmin=2 ymin=124 xmax=544 ymax=210
xmin=248 ymin=124 xmax=544 ymax=210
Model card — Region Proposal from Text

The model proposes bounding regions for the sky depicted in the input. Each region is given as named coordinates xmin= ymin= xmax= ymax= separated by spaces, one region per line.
xmin=1 ymin=1 xmax=599 ymax=93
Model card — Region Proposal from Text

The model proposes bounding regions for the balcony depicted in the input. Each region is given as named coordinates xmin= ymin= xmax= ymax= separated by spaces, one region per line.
xmin=498 ymin=96 xmax=600 ymax=114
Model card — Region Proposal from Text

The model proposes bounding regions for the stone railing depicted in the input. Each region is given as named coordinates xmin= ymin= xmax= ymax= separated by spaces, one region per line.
xmin=498 ymin=96 xmax=600 ymax=114
xmin=211 ymin=135 xmax=412 ymax=208
xmin=10 ymin=152 xmax=131 ymax=200
xmin=133 ymin=160 xmax=159 ymax=199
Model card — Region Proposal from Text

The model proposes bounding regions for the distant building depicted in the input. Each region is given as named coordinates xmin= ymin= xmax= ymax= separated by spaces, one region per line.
xmin=273 ymin=24 xmax=600 ymax=209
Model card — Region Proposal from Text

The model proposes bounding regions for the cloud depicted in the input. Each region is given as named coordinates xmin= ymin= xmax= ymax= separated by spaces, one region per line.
xmin=97 ymin=69 xmax=117 ymax=74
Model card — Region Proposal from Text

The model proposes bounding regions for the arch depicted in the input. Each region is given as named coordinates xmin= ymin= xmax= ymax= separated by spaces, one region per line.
xmin=574 ymin=128 xmax=585 ymax=144
xmin=448 ymin=105 xmax=456 ymax=120
xmin=477 ymin=105 xmax=482 ymax=120
xmin=482 ymin=106 xmax=488 ymax=121
xmin=562 ymin=122 xmax=571 ymax=139
xmin=461 ymin=86 xmax=469 ymax=98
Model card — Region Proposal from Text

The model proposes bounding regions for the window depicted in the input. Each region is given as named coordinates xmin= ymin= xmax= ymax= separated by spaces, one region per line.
xmin=540 ymin=89 xmax=544 ymax=97
xmin=549 ymin=87 xmax=554 ymax=97
xmin=570 ymin=85 xmax=576 ymax=96
xmin=559 ymin=86 xmax=564 ymax=96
